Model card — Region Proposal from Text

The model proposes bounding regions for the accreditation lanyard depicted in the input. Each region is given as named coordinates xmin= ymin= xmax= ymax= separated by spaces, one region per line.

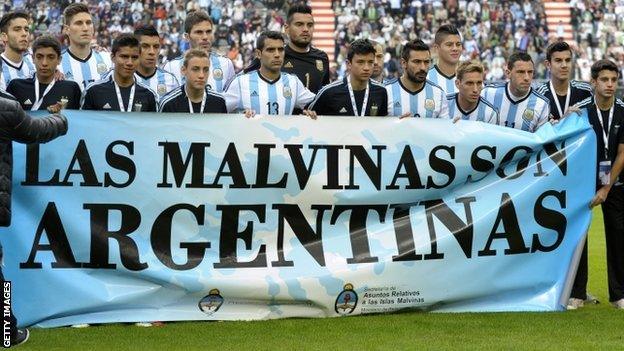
xmin=114 ymin=79 xmax=136 ymax=112
xmin=31 ymin=76 xmax=56 ymax=111
xmin=347 ymin=76 xmax=369 ymax=117
xmin=549 ymin=81 xmax=570 ymax=118
xmin=596 ymin=105 xmax=614 ymax=158
xmin=186 ymin=87 xmax=206 ymax=113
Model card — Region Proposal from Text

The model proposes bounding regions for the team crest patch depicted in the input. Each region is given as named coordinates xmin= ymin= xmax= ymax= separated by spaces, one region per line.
xmin=213 ymin=68 xmax=223 ymax=80
xmin=316 ymin=59 xmax=324 ymax=72
xmin=157 ymin=84 xmax=167 ymax=96
xmin=370 ymin=103 xmax=378 ymax=116
xmin=283 ymin=86 xmax=292 ymax=98
xmin=335 ymin=283 xmax=358 ymax=315
xmin=523 ymin=109 xmax=535 ymax=121
xmin=97 ymin=63 xmax=108 ymax=74
xmin=198 ymin=289 xmax=224 ymax=316
xmin=425 ymin=99 xmax=435 ymax=111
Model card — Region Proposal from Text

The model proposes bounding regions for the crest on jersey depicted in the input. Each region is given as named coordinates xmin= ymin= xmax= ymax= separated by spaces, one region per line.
xmin=283 ymin=86 xmax=292 ymax=98
xmin=370 ymin=103 xmax=378 ymax=116
xmin=523 ymin=109 xmax=535 ymax=121
xmin=213 ymin=68 xmax=223 ymax=80
xmin=97 ymin=63 xmax=108 ymax=74
xmin=425 ymin=99 xmax=435 ymax=111
xmin=316 ymin=60 xmax=324 ymax=72
xmin=157 ymin=84 xmax=167 ymax=96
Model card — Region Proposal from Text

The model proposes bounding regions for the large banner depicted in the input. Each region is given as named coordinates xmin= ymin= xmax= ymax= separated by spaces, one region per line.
xmin=3 ymin=111 xmax=595 ymax=327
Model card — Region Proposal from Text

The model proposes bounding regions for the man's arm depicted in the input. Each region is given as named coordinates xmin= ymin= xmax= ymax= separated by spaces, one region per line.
xmin=4 ymin=100 xmax=67 ymax=144
xmin=591 ymin=143 xmax=624 ymax=207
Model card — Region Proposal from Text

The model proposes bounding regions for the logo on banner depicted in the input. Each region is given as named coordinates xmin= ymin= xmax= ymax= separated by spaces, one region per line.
xmin=198 ymin=289 xmax=224 ymax=315
xmin=335 ymin=283 xmax=358 ymax=315
xmin=523 ymin=109 xmax=535 ymax=121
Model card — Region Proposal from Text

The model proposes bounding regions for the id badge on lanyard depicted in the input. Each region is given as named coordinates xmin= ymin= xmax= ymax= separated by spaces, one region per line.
xmin=599 ymin=160 xmax=612 ymax=186
xmin=597 ymin=105 xmax=614 ymax=186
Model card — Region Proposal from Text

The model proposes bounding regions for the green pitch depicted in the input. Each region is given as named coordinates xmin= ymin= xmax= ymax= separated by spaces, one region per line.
xmin=20 ymin=209 xmax=622 ymax=350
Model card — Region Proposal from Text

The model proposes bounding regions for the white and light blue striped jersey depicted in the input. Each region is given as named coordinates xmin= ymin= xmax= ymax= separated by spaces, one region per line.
xmin=385 ymin=78 xmax=450 ymax=118
xmin=447 ymin=93 xmax=499 ymax=124
xmin=135 ymin=67 xmax=180 ymax=97
xmin=58 ymin=48 xmax=112 ymax=91
xmin=161 ymin=52 xmax=235 ymax=93
xmin=426 ymin=65 xmax=457 ymax=96
xmin=481 ymin=82 xmax=550 ymax=132
xmin=0 ymin=53 xmax=35 ymax=90
xmin=225 ymin=71 xmax=315 ymax=115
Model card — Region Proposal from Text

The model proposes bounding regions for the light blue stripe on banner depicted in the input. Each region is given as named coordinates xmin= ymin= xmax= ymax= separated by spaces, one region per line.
xmin=62 ymin=52 xmax=72 ymax=80
xmin=267 ymin=75 xmax=278 ymax=115
xmin=425 ymin=83 xmax=433 ymax=118
xmin=392 ymin=82 xmax=401 ymax=116
xmin=249 ymin=72 xmax=260 ymax=113
xmin=524 ymin=95 xmax=538 ymax=131
xmin=211 ymin=54 xmax=222 ymax=91
xmin=477 ymin=100 xmax=486 ymax=121
xmin=282 ymin=74 xmax=291 ymax=115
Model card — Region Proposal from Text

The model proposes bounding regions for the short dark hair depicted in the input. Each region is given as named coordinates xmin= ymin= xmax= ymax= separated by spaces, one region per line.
xmin=32 ymin=35 xmax=61 ymax=57
xmin=63 ymin=3 xmax=90 ymax=25
xmin=256 ymin=31 xmax=284 ymax=51
xmin=287 ymin=4 xmax=313 ymax=23
xmin=112 ymin=33 xmax=140 ymax=56
xmin=134 ymin=25 xmax=159 ymax=38
xmin=507 ymin=52 xmax=533 ymax=70
xmin=546 ymin=41 xmax=572 ymax=61
xmin=347 ymin=39 xmax=376 ymax=62
xmin=184 ymin=10 xmax=212 ymax=34
xmin=0 ymin=12 xmax=29 ymax=34
xmin=401 ymin=39 xmax=430 ymax=61
xmin=591 ymin=59 xmax=620 ymax=79
xmin=434 ymin=24 xmax=460 ymax=44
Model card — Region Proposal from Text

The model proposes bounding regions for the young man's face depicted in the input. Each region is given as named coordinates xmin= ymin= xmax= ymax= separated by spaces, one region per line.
xmin=187 ymin=21 xmax=213 ymax=51
xmin=34 ymin=47 xmax=61 ymax=79
xmin=1 ymin=17 xmax=30 ymax=53
xmin=284 ymin=13 xmax=314 ymax=49
xmin=506 ymin=60 xmax=534 ymax=96
xmin=182 ymin=56 xmax=210 ymax=90
xmin=401 ymin=49 xmax=430 ymax=84
xmin=372 ymin=43 xmax=384 ymax=78
xmin=435 ymin=34 xmax=462 ymax=66
xmin=64 ymin=12 xmax=94 ymax=46
xmin=256 ymin=38 xmax=285 ymax=73
xmin=113 ymin=46 xmax=140 ymax=80
xmin=547 ymin=50 xmax=572 ymax=82
xmin=592 ymin=69 xmax=619 ymax=100
xmin=348 ymin=52 xmax=375 ymax=82
xmin=456 ymin=71 xmax=484 ymax=104
xmin=138 ymin=35 xmax=161 ymax=69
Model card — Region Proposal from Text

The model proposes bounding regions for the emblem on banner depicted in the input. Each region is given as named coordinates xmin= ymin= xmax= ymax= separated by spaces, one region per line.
xmin=335 ymin=283 xmax=358 ymax=315
xmin=97 ymin=63 xmax=108 ymax=74
xmin=523 ymin=109 xmax=534 ymax=121
xmin=425 ymin=99 xmax=435 ymax=111
xmin=157 ymin=84 xmax=167 ymax=96
xmin=283 ymin=86 xmax=292 ymax=99
xmin=316 ymin=59 xmax=324 ymax=72
xmin=213 ymin=68 xmax=223 ymax=80
xmin=198 ymin=289 xmax=224 ymax=315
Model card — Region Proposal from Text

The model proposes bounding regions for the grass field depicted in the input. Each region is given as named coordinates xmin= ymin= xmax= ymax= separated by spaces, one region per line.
xmin=20 ymin=209 xmax=623 ymax=350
